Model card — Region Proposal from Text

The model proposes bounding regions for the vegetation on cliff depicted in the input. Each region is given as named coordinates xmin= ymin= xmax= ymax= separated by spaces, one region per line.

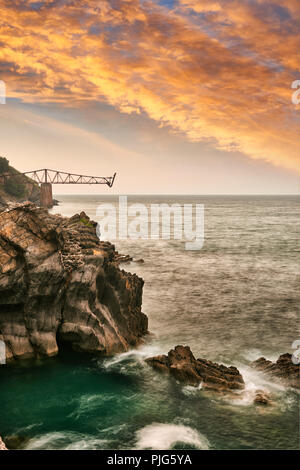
xmin=0 ymin=156 xmax=40 ymax=205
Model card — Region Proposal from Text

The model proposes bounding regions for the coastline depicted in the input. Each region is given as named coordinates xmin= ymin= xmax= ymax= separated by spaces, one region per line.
xmin=0 ymin=196 xmax=299 ymax=450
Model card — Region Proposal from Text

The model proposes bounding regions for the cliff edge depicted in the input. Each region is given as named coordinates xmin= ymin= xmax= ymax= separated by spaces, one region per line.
xmin=0 ymin=203 xmax=148 ymax=362
xmin=0 ymin=157 xmax=40 ymax=209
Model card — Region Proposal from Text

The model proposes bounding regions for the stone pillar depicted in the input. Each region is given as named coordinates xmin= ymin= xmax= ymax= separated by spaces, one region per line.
xmin=40 ymin=183 xmax=53 ymax=208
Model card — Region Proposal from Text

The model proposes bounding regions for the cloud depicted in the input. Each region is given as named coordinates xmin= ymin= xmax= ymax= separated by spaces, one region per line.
xmin=0 ymin=0 xmax=299 ymax=173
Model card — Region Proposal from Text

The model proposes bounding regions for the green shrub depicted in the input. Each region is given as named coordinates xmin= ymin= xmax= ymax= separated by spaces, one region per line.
xmin=4 ymin=177 xmax=26 ymax=198
xmin=0 ymin=157 xmax=9 ymax=174
xmin=80 ymin=218 xmax=94 ymax=228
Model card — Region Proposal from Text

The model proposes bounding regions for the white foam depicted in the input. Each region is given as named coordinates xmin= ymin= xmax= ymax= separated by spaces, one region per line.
xmin=223 ymin=364 xmax=286 ymax=407
xmin=135 ymin=423 xmax=209 ymax=450
xmin=25 ymin=431 xmax=109 ymax=450
xmin=242 ymin=349 xmax=281 ymax=363
xmin=102 ymin=344 xmax=164 ymax=369
xmin=182 ymin=383 xmax=203 ymax=396
xmin=69 ymin=393 xmax=114 ymax=419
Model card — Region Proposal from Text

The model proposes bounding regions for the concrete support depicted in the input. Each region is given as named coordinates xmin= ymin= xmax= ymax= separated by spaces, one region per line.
xmin=40 ymin=183 xmax=53 ymax=208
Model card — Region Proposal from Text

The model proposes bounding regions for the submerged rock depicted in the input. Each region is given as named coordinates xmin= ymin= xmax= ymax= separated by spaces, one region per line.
xmin=3 ymin=434 xmax=29 ymax=449
xmin=251 ymin=353 xmax=300 ymax=389
xmin=253 ymin=390 xmax=271 ymax=406
xmin=0 ymin=203 xmax=148 ymax=362
xmin=145 ymin=345 xmax=245 ymax=392
xmin=114 ymin=252 xmax=133 ymax=264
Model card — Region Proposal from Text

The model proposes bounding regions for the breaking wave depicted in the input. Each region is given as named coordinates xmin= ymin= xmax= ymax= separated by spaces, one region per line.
xmin=25 ymin=431 xmax=109 ymax=450
xmin=135 ymin=423 xmax=210 ymax=450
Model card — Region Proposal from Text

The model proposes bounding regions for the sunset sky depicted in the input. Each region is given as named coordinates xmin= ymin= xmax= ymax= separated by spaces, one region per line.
xmin=0 ymin=0 xmax=299 ymax=194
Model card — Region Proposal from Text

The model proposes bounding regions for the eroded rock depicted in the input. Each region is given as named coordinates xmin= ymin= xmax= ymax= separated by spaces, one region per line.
xmin=0 ymin=203 xmax=148 ymax=362
xmin=145 ymin=345 xmax=245 ymax=392
xmin=251 ymin=353 xmax=299 ymax=389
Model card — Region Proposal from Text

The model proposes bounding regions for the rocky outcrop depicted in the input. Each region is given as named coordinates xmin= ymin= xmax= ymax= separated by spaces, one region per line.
xmin=0 ymin=203 xmax=148 ymax=362
xmin=114 ymin=252 xmax=133 ymax=264
xmin=0 ymin=436 xmax=7 ymax=450
xmin=251 ymin=353 xmax=300 ymax=389
xmin=253 ymin=390 xmax=271 ymax=405
xmin=145 ymin=345 xmax=245 ymax=392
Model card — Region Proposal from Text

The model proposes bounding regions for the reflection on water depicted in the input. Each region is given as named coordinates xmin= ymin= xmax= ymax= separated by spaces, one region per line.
xmin=0 ymin=195 xmax=299 ymax=449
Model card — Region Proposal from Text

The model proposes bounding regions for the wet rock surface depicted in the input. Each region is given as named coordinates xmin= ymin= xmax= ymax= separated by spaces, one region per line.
xmin=145 ymin=345 xmax=245 ymax=392
xmin=0 ymin=203 xmax=148 ymax=362
xmin=253 ymin=389 xmax=272 ymax=405
xmin=251 ymin=353 xmax=300 ymax=389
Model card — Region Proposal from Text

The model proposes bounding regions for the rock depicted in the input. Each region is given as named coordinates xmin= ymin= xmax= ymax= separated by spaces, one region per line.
xmin=135 ymin=258 xmax=144 ymax=264
xmin=251 ymin=353 xmax=300 ymax=389
xmin=114 ymin=252 xmax=133 ymax=264
xmin=253 ymin=389 xmax=271 ymax=405
xmin=3 ymin=434 xmax=29 ymax=449
xmin=145 ymin=345 xmax=245 ymax=392
xmin=0 ymin=203 xmax=148 ymax=362
xmin=0 ymin=436 xmax=7 ymax=450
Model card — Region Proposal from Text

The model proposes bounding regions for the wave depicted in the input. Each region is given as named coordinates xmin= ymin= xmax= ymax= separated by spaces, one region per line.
xmin=102 ymin=344 xmax=164 ymax=370
xmin=69 ymin=393 xmax=115 ymax=420
xmin=25 ymin=431 xmax=109 ymax=450
xmin=223 ymin=364 xmax=286 ymax=407
xmin=135 ymin=423 xmax=210 ymax=450
xmin=242 ymin=349 xmax=280 ymax=363
xmin=182 ymin=383 xmax=203 ymax=396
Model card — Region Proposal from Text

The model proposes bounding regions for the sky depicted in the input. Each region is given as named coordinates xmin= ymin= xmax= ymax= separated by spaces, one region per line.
xmin=0 ymin=0 xmax=299 ymax=194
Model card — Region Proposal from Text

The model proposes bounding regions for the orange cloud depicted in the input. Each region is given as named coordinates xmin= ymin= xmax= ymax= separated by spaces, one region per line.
xmin=0 ymin=0 xmax=299 ymax=173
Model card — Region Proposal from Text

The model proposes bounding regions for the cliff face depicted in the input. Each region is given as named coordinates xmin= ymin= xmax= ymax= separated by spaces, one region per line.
xmin=0 ymin=203 xmax=148 ymax=362
xmin=0 ymin=158 xmax=40 ymax=209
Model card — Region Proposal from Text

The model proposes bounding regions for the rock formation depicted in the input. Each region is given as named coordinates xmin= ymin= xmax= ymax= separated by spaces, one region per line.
xmin=145 ymin=345 xmax=245 ymax=392
xmin=0 ymin=203 xmax=148 ymax=362
xmin=0 ymin=436 xmax=7 ymax=450
xmin=251 ymin=353 xmax=300 ymax=389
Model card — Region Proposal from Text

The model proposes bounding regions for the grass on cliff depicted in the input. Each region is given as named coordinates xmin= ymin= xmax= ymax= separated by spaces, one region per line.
xmin=0 ymin=156 xmax=39 ymax=200
xmin=80 ymin=217 xmax=94 ymax=228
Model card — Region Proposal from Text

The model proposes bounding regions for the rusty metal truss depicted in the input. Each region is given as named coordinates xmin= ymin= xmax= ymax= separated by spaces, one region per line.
xmin=0 ymin=169 xmax=116 ymax=187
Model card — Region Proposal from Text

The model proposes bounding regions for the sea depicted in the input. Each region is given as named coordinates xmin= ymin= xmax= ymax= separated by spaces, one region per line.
xmin=0 ymin=195 xmax=299 ymax=450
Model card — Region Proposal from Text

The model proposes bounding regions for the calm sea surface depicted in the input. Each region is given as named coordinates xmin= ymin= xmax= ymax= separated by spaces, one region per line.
xmin=0 ymin=195 xmax=299 ymax=449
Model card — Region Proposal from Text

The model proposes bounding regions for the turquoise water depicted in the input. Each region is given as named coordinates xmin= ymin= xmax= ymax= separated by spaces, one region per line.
xmin=0 ymin=195 xmax=299 ymax=449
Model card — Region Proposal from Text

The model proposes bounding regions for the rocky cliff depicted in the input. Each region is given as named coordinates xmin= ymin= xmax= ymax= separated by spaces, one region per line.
xmin=0 ymin=203 xmax=148 ymax=362
xmin=0 ymin=157 xmax=40 ymax=209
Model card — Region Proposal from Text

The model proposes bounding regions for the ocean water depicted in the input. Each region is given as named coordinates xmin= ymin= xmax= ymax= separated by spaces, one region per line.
xmin=0 ymin=195 xmax=299 ymax=450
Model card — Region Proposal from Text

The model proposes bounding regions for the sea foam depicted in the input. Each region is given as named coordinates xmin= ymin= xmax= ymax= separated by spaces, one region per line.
xmin=135 ymin=423 xmax=209 ymax=450
xmin=25 ymin=431 xmax=109 ymax=450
